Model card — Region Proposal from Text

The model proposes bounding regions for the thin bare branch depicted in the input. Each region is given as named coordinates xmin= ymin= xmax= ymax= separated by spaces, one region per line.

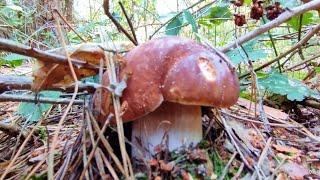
xmin=119 ymin=1 xmax=138 ymax=44
xmin=284 ymin=54 xmax=320 ymax=72
xmin=47 ymin=9 xmax=80 ymax=179
xmin=218 ymin=152 xmax=237 ymax=180
xmin=240 ymin=24 xmax=320 ymax=78
xmin=0 ymin=38 xmax=99 ymax=70
xmin=53 ymin=9 xmax=87 ymax=42
xmin=0 ymin=75 xmax=95 ymax=93
xmin=0 ymin=94 xmax=83 ymax=105
xmin=220 ymin=0 xmax=320 ymax=52
xmin=103 ymin=0 xmax=138 ymax=45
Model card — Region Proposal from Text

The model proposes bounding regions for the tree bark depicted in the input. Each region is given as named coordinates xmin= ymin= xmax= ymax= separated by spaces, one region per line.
xmin=65 ymin=0 xmax=74 ymax=22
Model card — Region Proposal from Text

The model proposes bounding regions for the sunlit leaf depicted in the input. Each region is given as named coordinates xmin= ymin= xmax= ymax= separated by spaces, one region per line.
xmin=183 ymin=10 xmax=198 ymax=33
xmin=277 ymin=0 xmax=300 ymax=8
xmin=287 ymin=12 xmax=315 ymax=31
xmin=0 ymin=53 xmax=27 ymax=67
xmin=244 ymin=0 xmax=252 ymax=5
xmin=199 ymin=5 xmax=231 ymax=27
xmin=165 ymin=16 xmax=183 ymax=35
xmin=226 ymin=39 xmax=268 ymax=65
xmin=6 ymin=5 xmax=23 ymax=12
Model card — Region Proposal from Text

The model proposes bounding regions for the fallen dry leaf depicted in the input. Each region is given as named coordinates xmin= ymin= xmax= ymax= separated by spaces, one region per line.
xmin=32 ymin=43 xmax=104 ymax=91
xmin=181 ymin=170 xmax=190 ymax=180
xmin=248 ymin=129 xmax=264 ymax=149
xmin=227 ymin=119 xmax=260 ymax=154
xmin=149 ymin=158 xmax=158 ymax=167
xmin=32 ymin=42 xmax=134 ymax=91
xmin=159 ymin=160 xmax=174 ymax=172
xmin=237 ymin=98 xmax=289 ymax=120
xmin=273 ymin=144 xmax=301 ymax=154
xmin=280 ymin=162 xmax=309 ymax=180
xmin=188 ymin=149 xmax=207 ymax=163
xmin=276 ymin=172 xmax=288 ymax=180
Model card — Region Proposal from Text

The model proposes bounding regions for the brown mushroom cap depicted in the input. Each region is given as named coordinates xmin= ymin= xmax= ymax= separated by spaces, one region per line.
xmin=93 ymin=36 xmax=240 ymax=123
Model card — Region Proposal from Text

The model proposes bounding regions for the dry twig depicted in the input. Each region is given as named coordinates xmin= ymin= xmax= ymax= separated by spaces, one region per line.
xmin=47 ymin=9 xmax=80 ymax=179
xmin=118 ymin=2 xmax=138 ymax=44
xmin=240 ymin=24 xmax=320 ymax=78
xmin=0 ymin=38 xmax=99 ymax=70
xmin=218 ymin=152 xmax=237 ymax=180
xmin=0 ymin=94 xmax=83 ymax=105
xmin=0 ymin=115 xmax=46 ymax=179
xmin=103 ymin=0 xmax=138 ymax=45
xmin=0 ymin=122 xmax=28 ymax=139
xmin=221 ymin=0 xmax=320 ymax=52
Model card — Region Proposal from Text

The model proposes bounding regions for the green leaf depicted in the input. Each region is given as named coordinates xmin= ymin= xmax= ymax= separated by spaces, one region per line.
xmin=6 ymin=5 xmax=23 ymax=12
xmin=208 ymin=5 xmax=231 ymax=25
xmin=287 ymin=12 xmax=314 ymax=31
xmin=199 ymin=5 xmax=231 ymax=27
xmin=226 ymin=39 xmax=269 ymax=65
xmin=315 ymin=67 xmax=320 ymax=74
xmin=258 ymin=72 xmax=319 ymax=101
xmin=183 ymin=10 xmax=198 ymax=33
xmin=0 ymin=53 xmax=27 ymax=67
xmin=244 ymin=0 xmax=252 ymax=5
xmin=277 ymin=0 xmax=300 ymax=8
xmin=18 ymin=91 xmax=62 ymax=122
xmin=165 ymin=16 xmax=183 ymax=35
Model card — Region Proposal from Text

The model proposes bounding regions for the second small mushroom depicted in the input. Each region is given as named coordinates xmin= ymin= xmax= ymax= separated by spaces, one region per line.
xmin=93 ymin=36 xmax=239 ymax=159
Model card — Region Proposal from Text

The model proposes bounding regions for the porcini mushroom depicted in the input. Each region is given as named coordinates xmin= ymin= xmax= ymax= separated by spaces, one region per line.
xmin=93 ymin=36 xmax=239 ymax=159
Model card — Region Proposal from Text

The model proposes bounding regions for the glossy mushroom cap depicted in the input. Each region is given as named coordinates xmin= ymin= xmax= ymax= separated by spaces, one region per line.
xmin=93 ymin=36 xmax=240 ymax=123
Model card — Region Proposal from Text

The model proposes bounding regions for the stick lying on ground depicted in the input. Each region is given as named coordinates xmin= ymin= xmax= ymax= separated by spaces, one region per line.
xmin=0 ymin=75 xmax=95 ymax=93
xmin=0 ymin=94 xmax=83 ymax=105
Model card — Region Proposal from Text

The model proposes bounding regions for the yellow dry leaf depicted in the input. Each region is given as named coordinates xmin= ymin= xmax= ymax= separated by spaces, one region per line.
xmin=32 ymin=43 xmax=104 ymax=91
xmin=273 ymin=144 xmax=301 ymax=154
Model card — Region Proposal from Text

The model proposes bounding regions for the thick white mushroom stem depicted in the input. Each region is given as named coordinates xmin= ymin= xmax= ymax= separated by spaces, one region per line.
xmin=131 ymin=102 xmax=202 ymax=159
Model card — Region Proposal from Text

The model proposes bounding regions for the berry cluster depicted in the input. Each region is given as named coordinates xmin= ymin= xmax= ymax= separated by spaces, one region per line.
xmin=231 ymin=0 xmax=244 ymax=7
xmin=266 ymin=2 xmax=285 ymax=20
xmin=231 ymin=1 xmax=285 ymax=27
xmin=234 ymin=14 xmax=246 ymax=26
xmin=250 ymin=0 xmax=264 ymax=20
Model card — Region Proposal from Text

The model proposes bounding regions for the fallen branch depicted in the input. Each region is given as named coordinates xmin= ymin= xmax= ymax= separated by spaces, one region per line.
xmin=0 ymin=75 xmax=32 ymax=92
xmin=218 ymin=152 xmax=237 ymax=180
xmin=303 ymin=99 xmax=320 ymax=110
xmin=0 ymin=122 xmax=28 ymax=139
xmin=0 ymin=75 xmax=95 ymax=93
xmin=0 ymin=94 xmax=83 ymax=105
xmin=220 ymin=0 xmax=320 ymax=53
xmin=0 ymin=38 xmax=99 ymax=70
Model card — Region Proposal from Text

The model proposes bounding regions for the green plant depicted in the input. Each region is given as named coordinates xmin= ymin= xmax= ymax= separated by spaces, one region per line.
xmin=18 ymin=91 xmax=62 ymax=123
xmin=258 ymin=71 xmax=320 ymax=101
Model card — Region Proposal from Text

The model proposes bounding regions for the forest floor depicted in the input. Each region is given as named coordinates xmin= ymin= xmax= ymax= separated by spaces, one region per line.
xmin=0 ymin=64 xmax=320 ymax=179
